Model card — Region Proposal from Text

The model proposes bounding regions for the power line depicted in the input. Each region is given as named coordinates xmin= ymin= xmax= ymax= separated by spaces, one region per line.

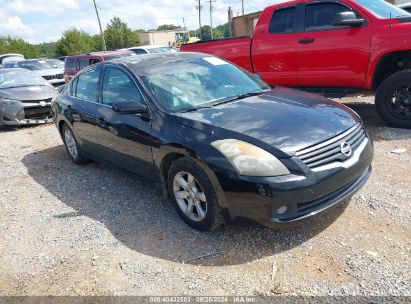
xmin=92 ymin=0 xmax=106 ymax=50
xmin=206 ymin=0 xmax=216 ymax=39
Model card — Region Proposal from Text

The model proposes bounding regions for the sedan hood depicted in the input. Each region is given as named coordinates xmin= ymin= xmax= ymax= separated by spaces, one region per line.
xmin=174 ymin=87 xmax=360 ymax=156
xmin=0 ymin=85 xmax=57 ymax=101
xmin=33 ymin=68 xmax=64 ymax=76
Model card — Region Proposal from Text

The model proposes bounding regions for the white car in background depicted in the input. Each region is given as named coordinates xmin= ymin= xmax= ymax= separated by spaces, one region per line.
xmin=15 ymin=59 xmax=65 ymax=87
xmin=0 ymin=54 xmax=25 ymax=68
xmin=120 ymin=45 xmax=177 ymax=55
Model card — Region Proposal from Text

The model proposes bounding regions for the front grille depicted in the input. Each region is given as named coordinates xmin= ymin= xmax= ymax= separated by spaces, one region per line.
xmin=296 ymin=123 xmax=367 ymax=169
xmin=21 ymin=98 xmax=52 ymax=104
xmin=42 ymin=74 xmax=63 ymax=80
xmin=24 ymin=106 xmax=52 ymax=119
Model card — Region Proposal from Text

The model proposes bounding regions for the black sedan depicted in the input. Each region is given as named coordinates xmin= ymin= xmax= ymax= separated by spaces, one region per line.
xmin=0 ymin=68 xmax=57 ymax=126
xmin=52 ymin=52 xmax=373 ymax=231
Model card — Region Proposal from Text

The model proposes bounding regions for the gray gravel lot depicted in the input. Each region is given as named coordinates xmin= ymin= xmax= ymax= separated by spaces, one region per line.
xmin=0 ymin=96 xmax=410 ymax=297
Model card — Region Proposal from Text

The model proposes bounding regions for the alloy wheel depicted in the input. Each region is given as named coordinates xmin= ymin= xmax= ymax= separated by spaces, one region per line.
xmin=64 ymin=128 xmax=78 ymax=160
xmin=173 ymin=171 xmax=207 ymax=222
xmin=390 ymin=86 xmax=411 ymax=119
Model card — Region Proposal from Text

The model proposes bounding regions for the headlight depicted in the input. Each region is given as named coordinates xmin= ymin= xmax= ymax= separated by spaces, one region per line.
xmin=211 ymin=139 xmax=290 ymax=177
xmin=1 ymin=98 xmax=20 ymax=105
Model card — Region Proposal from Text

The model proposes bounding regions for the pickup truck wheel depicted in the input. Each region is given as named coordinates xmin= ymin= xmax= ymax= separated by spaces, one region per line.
xmin=168 ymin=157 xmax=224 ymax=231
xmin=375 ymin=70 xmax=411 ymax=129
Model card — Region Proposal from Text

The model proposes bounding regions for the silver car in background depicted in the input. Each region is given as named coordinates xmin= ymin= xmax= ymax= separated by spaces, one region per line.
xmin=0 ymin=69 xmax=57 ymax=126
xmin=15 ymin=59 xmax=65 ymax=87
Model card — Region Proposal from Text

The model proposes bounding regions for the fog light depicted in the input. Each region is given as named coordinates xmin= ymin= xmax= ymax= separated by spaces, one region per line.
xmin=276 ymin=206 xmax=288 ymax=215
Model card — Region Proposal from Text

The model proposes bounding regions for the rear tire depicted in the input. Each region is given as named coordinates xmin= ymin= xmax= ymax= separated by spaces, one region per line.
xmin=61 ymin=123 xmax=89 ymax=165
xmin=375 ymin=70 xmax=411 ymax=129
xmin=167 ymin=157 xmax=224 ymax=231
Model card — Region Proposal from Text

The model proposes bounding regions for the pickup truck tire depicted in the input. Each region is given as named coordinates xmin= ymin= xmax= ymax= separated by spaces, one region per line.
xmin=375 ymin=70 xmax=411 ymax=129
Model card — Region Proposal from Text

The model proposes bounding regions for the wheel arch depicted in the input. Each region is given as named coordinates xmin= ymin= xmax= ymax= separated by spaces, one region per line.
xmin=158 ymin=145 xmax=228 ymax=208
xmin=372 ymin=50 xmax=411 ymax=90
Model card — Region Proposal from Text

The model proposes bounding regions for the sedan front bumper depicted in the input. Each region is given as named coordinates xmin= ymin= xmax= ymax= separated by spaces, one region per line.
xmin=0 ymin=101 xmax=53 ymax=126
xmin=214 ymin=137 xmax=373 ymax=227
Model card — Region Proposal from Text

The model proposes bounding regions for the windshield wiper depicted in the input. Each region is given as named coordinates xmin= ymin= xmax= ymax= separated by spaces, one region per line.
xmin=211 ymin=90 xmax=269 ymax=107
xmin=179 ymin=105 xmax=213 ymax=113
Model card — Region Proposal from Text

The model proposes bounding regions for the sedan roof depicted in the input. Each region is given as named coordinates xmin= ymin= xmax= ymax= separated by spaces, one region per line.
xmin=109 ymin=52 xmax=211 ymax=71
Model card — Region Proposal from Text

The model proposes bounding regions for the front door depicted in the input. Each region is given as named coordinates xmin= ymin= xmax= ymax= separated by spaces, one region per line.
xmin=297 ymin=1 xmax=371 ymax=88
xmin=95 ymin=66 xmax=154 ymax=180
xmin=252 ymin=5 xmax=300 ymax=87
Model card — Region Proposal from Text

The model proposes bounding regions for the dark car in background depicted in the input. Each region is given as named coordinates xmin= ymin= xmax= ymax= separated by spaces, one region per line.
xmin=53 ymin=53 xmax=373 ymax=231
xmin=64 ymin=50 xmax=134 ymax=83
xmin=0 ymin=68 xmax=57 ymax=126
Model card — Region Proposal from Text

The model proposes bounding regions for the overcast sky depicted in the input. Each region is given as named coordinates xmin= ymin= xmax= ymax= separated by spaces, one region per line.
xmin=0 ymin=0 xmax=280 ymax=44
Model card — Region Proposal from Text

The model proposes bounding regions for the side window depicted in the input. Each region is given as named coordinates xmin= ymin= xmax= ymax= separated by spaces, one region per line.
xmin=79 ymin=58 xmax=89 ymax=70
xmin=89 ymin=58 xmax=100 ymax=65
xmin=305 ymin=3 xmax=356 ymax=32
xmin=75 ymin=67 xmax=101 ymax=102
xmin=65 ymin=58 xmax=76 ymax=71
xmin=132 ymin=49 xmax=148 ymax=55
xmin=102 ymin=67 xmax=142 ymax=106
xmin=269 ymin=7 xmax=296 ymax=34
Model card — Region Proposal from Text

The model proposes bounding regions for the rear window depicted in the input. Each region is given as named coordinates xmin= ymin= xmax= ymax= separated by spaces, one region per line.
xmin=269 ymin=7 xmax=297 ymax=33
xmin=65 ymin=58 xmax=76 ymax=71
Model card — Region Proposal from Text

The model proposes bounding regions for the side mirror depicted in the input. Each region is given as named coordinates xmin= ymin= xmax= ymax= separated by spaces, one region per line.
xmin=57 ymin=84 xmax=67 ymax=94
xmin=112 ymin=101 xmax=148 ymax=115
xmin=334 ymin=11 xmax=364 ymax=27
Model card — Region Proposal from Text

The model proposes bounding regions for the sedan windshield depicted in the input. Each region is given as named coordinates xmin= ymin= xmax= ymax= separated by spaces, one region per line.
xmin=18 ymin=60 xmax=53 ymax=71
xmin=356 ymin=0 xmax=411 ymax=18
xmin=0 ymin=70 xmax=50 ymax=89
xmin=140 ymin=57 xmax=270 ymax=112
xmin=45 ymin=59 xmax=64 ymax=69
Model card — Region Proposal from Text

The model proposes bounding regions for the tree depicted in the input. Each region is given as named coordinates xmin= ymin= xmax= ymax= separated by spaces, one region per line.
xmin=216 ymin=23 xmax=230 ymax=38
xmin=104 ymin=16 xmax=140 ymax=50
xmin=56 ymin=28 xmax=94 ymax=56
xmin=0 ymin=37 xmax=40 ymax=58
xmin=156 ymin=24 xmax=181 ymax=31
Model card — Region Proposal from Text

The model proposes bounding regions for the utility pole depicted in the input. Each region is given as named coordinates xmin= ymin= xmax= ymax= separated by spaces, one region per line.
xmin=241 ymin=0 xmax=245 ymax=15
xmin=92 ymin=0 xmax=106 ymax=50
xmin=196 ymin=0 xmax=202 ymax=40
xmin=206 ymin=0 xmax=216 ymax=39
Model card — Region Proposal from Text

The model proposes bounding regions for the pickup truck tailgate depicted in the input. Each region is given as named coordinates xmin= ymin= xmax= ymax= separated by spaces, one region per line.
xmin=180 ymin=37 xmax=253 ymax=73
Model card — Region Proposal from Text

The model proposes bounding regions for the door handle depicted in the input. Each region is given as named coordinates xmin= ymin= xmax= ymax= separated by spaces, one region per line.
xmin=298 ymin=38 xmax=315 ymax=44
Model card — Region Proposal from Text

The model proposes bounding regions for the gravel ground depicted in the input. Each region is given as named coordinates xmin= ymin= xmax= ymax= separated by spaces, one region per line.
xmin=0 ymin=96 xmax=410 ymax=297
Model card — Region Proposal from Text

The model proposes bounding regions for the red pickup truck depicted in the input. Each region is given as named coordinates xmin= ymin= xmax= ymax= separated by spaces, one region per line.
xmin=181 ymin=0 xmax=411 ymax=128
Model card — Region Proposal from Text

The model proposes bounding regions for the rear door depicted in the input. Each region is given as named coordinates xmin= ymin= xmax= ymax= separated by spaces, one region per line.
xmin=95 ymin=65 xmax=155 ymax=180
xmin=297 ymin=1 xmax=371 ymax=88
xmin=66 ymin=66 xmax=102 ymax=157
xmin=252 ymin=5 xmax=300 ymax=86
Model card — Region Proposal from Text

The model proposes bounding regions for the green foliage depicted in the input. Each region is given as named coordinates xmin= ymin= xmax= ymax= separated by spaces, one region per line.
xmin=56 ymin=28 xmax=95 ymax=56
xmin=104 ymin=16 xmax=140 ymax=50
xmin=190 ymin=23 xmax=231 ymax=41
xmin=156 ymin=24 xmax=181 ymax=31
xmin=36 ymin=42 xmax=58 ymax=58
xmin=0 ymin=36 xmax=40 ymax=58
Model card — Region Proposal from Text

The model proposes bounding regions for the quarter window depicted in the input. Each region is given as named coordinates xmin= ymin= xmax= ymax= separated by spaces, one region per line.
xmin=269 ymin=7 xmax=296 ymax=34
xmin=102 ymin=67 xmax=142 ymax=106
xmin=75 ymin=67 xmax=101 ymax=102
xmin=305 ymin=2 xmax=359 ymax=32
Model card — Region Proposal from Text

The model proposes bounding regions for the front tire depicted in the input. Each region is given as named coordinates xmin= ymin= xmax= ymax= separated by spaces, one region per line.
xmin=167 ymin=157 xmax=224 ymax=231
xmin=375 ymin=70 xmax=411 ymax=129
xmin=61 ymin=123 xmax=89 ymax=165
